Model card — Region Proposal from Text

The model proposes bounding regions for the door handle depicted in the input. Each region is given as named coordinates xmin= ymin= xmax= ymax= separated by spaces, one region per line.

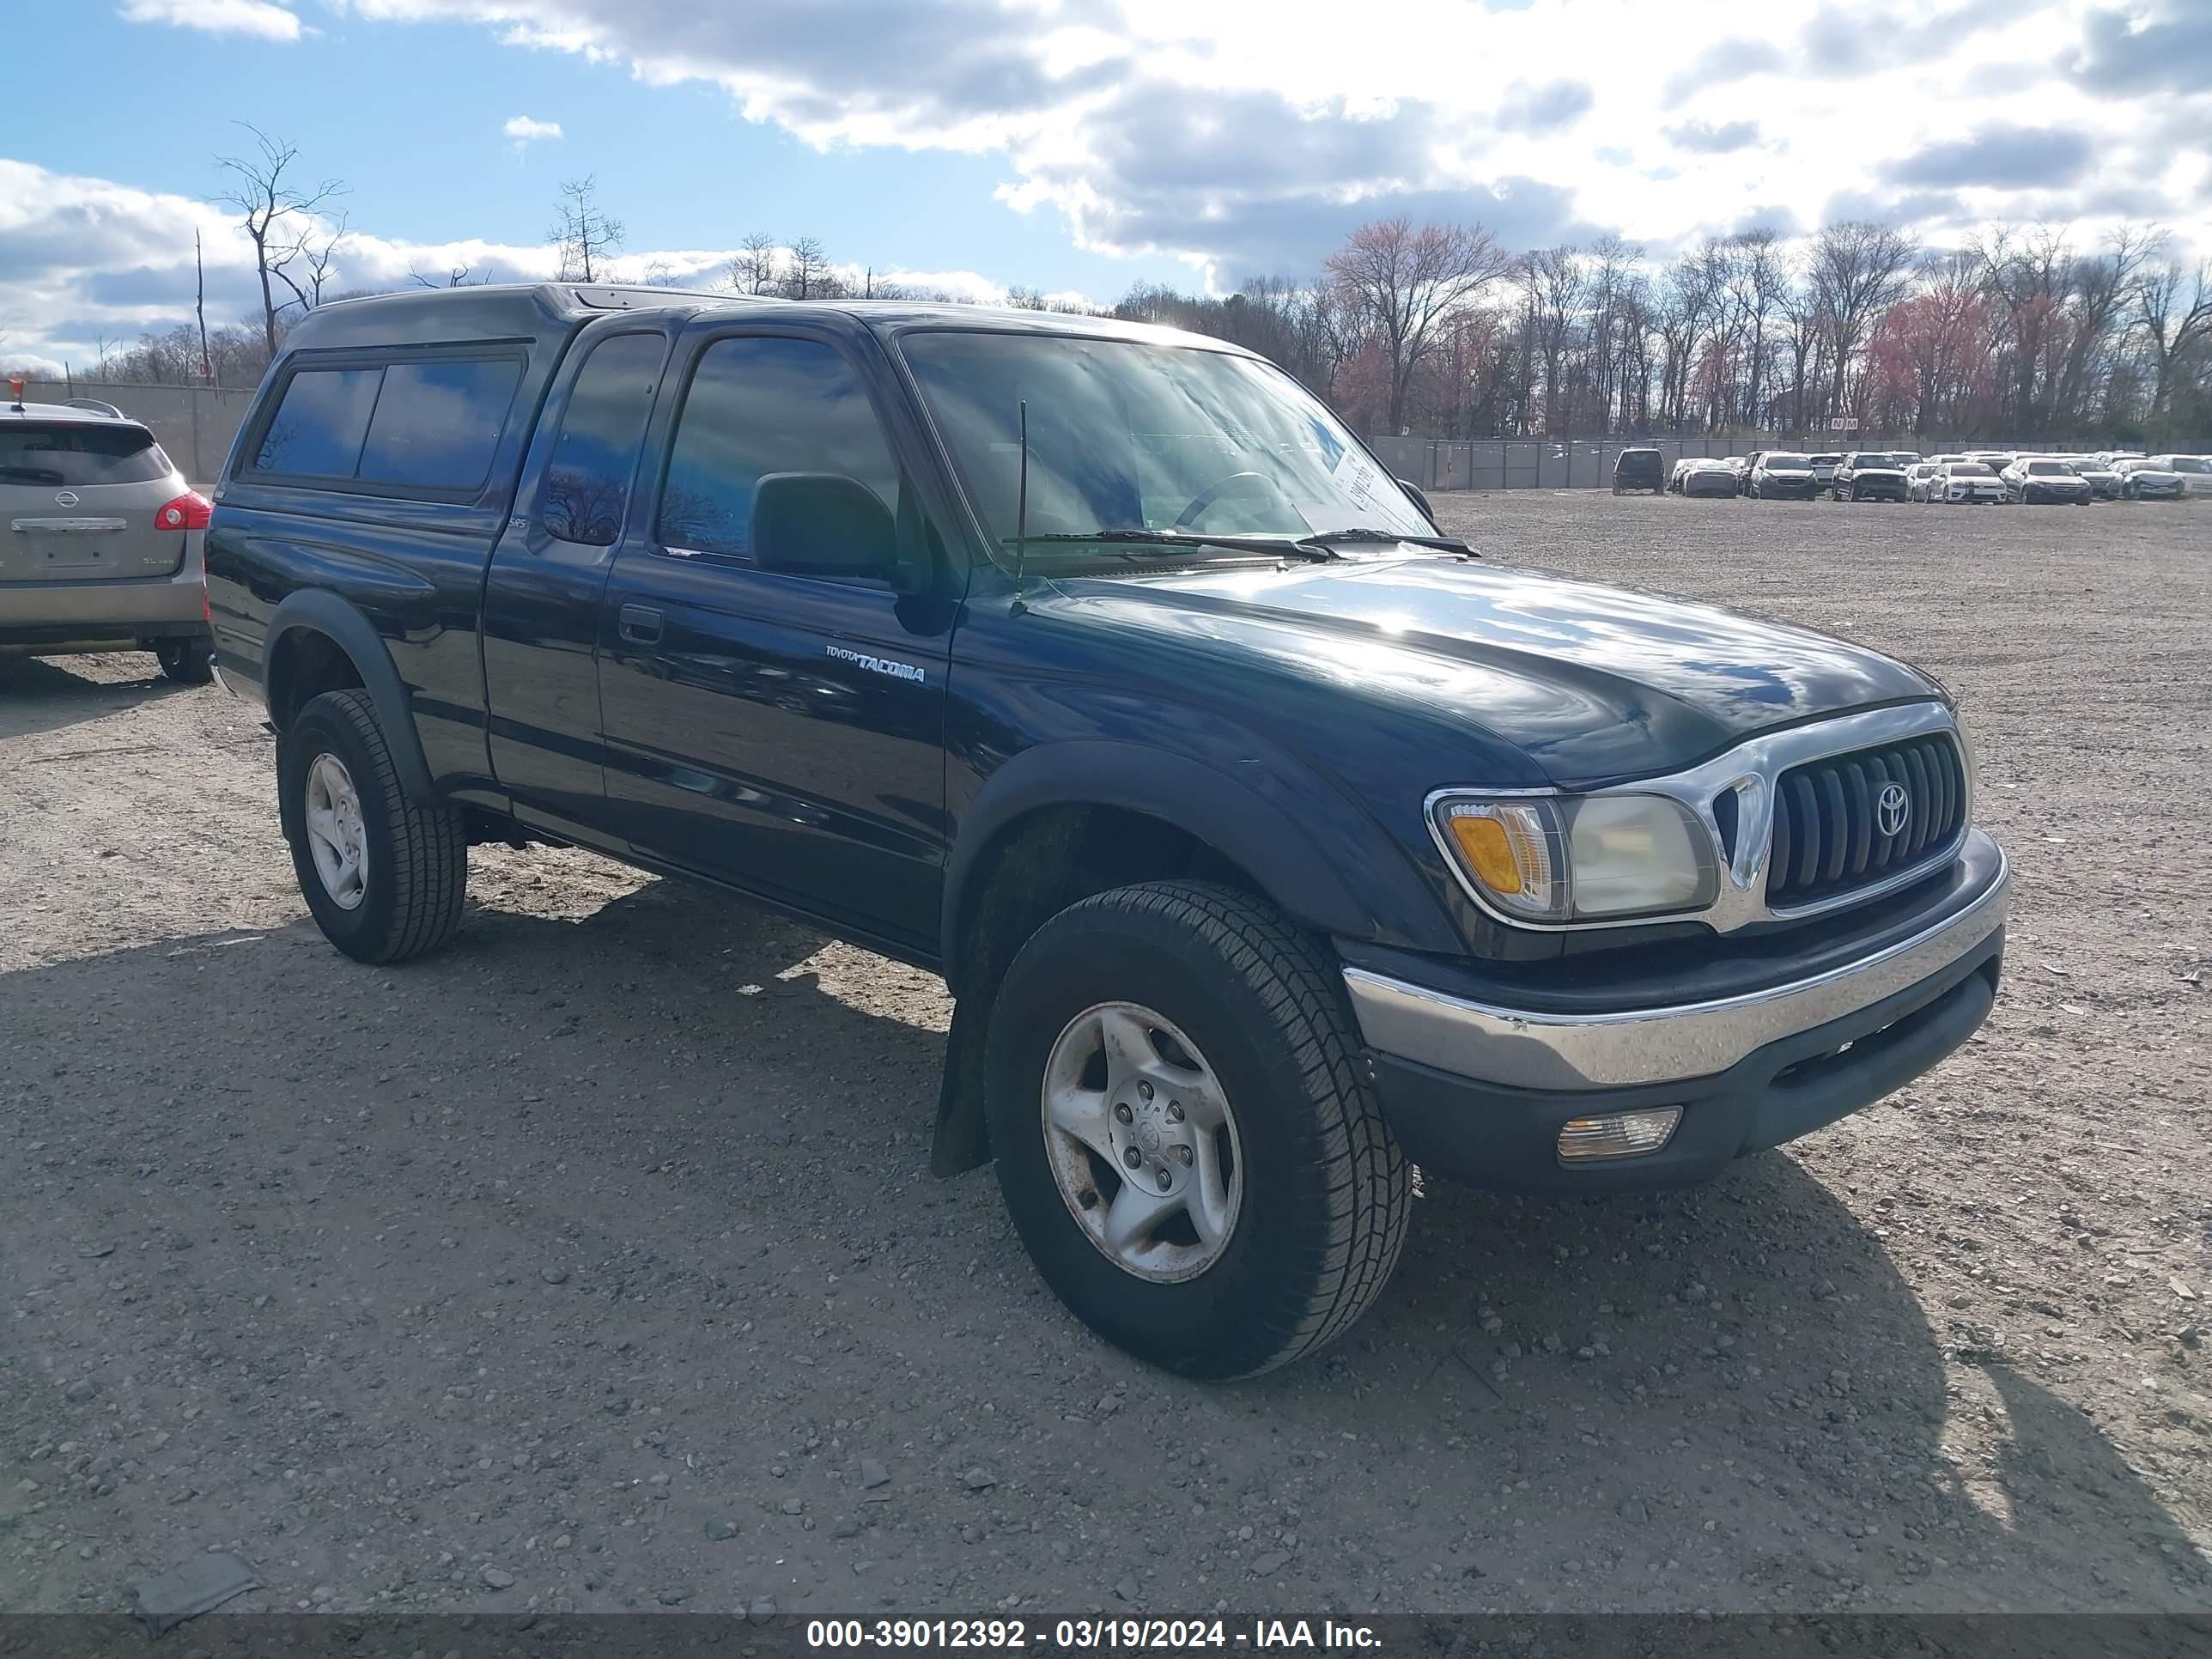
xmin=618 ymin=604 xmax=664 ymax=645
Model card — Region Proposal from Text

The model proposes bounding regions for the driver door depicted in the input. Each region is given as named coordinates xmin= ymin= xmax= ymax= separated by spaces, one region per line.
xmin=595 ymin=325 xmax=957 ymax=951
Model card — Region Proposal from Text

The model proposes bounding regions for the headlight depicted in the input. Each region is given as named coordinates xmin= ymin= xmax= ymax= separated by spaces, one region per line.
xmin=1431 ymin=793 xmax=1720 ymax=924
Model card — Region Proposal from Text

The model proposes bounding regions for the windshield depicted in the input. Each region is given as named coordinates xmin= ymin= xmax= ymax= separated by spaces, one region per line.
xmin=1948 ymin=463 xmax=1994 ymax=477
xmin=2168 ymin=456 xmax=2210 ymax=474
xmin=1856 ymin=453 xmax=1911 ymax=468
xmin=900 ymin=331 xmax=1431 ymax=561
xmin=2025 ymin=460 xmax=2069 ymax=475
xmin=1763 ymin=453 xmax=1811 ymax=468
xmin=0 ymin=422 xmax=171 ymax=487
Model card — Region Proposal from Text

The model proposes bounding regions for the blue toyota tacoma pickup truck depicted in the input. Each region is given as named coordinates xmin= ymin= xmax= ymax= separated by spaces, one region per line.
xmin=205 ymin=283 xmax=2008 ymax=1379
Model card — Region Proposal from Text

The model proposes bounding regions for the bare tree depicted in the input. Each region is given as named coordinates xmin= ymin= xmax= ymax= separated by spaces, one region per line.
xmin=409 ymin=262 xmax=487 ymax=289
xmin=1729 ymin=229 xmax=1786 ymax=428
xmin=729 ymin=233 xmax=781 ymax=295
xmin=2136 ymin=252 xmax=2212 ymax=422
xmin=216 ymin=125 xmax=348 ymax=356
xmin=2049 ymin=223 xmax=2156 ymax=429
xmin=1578 ymin=234 xmax=1643 ymax=431
xmin=1652 ymin=253 xmax=1718 ymax=431
xmin=272 ymin=210 xmax=349 ymax=319
xmin=1516 ymin=246 xmax=1587 ymax=436
xmin=1808 ymin=220 xmax=1918 ymax=421
xmin=780 ymin=236 xmax=831 ymax=300
xmin=1777 ymin=266 xmax=1824 ymax=435
xmin=1326 ymin=217 xmax=1512 ymax=434
xmin=549 ymin=175 xmax=624 ymax=283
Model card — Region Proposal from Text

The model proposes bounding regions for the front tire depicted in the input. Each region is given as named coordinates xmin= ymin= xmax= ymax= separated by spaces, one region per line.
xmin=155 ymin=636 xmax=214 ymax=684
xmin=279 ymin=689 xmax=468 ymax=963
xmin=985 ymin=881 xmax=1410 ymax=1380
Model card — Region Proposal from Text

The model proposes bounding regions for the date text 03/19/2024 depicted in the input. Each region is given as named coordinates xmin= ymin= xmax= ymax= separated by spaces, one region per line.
xmin=804 ymin=1620 xmax=1384 ymax=1650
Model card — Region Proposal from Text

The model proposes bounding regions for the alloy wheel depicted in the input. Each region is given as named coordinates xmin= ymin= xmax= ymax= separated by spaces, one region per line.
xmin=1039 ymin=1001 xmax=1244 ymax=1284
xmin=303 ymin=752 xmax=370 ymax=911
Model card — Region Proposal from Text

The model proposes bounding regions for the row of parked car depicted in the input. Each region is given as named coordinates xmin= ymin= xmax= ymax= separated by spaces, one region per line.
xmin=1615 ymin=444 xmax=2209 ymax=503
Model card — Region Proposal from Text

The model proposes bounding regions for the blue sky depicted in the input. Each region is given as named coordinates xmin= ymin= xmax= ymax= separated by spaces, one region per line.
xmin=6 ymin=0 xmax=2208 ymax=374
xmin=14 ymin=5 xmax=1182 ymax=297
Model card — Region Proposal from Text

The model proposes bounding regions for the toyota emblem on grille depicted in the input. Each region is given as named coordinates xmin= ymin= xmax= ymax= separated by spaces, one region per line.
xmin=1876 ymin=782 xmax=1911 ymax=838
xmin=53 ymin=489 xmax=79 ymax=507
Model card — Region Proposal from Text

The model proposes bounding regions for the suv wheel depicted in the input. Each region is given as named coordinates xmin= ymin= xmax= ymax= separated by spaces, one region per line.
xmin=155 ymin=637 xmax=214 ymax=684
xmin=985 ymin=881 xmax=1410 ymax=1379
xmin=279 ymin=688 xmax=468 ymax=963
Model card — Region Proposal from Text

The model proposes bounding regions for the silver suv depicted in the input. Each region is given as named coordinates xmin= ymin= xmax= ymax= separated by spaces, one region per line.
xmin=2 ymin=387 xmax=214 ymax=682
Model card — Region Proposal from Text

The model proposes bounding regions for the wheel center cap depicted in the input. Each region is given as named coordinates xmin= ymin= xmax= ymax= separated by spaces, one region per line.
xmin=1114 ymin=1092 xmax=1190 ymax=1193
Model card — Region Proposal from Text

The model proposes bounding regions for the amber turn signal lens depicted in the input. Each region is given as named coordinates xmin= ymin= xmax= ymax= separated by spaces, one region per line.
xmin=1449 ymin=814 xmax=1523 ymax=895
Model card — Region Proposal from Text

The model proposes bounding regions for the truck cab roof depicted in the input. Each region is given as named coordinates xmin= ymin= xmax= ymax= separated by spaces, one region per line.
xmin=279 ymin=282 xmax=1241 ymax=358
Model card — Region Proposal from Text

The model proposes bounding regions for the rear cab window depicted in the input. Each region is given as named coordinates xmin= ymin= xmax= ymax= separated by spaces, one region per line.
xmin=1 ymin=422 xmax=173 ymax=487
xmin=246 ymin=353 xmax=524 ymax=495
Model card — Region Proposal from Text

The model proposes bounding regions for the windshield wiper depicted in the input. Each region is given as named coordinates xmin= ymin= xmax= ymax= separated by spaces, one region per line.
xmin=1006 ymin=529 xmax=1335 ymax=562
xmin=1303 ymin=527 xmax=1476 ymax=555
xmin=0 ymin=466 xmax=69 ymax=485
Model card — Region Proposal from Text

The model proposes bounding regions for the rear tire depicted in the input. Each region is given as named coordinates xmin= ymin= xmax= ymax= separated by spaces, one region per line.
xmin=279 ymin=688 xmax=468 ymax=963
xmin=985 ymin=880 xmax=1410 ymax=1380
xmin=155 ymin=637 xmax=214 ymax=684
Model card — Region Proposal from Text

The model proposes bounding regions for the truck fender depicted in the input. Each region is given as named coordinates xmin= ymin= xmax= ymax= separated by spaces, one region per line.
xmin=264 ymin=588 xmax=438 ymax=805
xmin=939 ymin=738 xmax=1388 ymax=992
xmin=928 ymin=738 xmax=1440 ymax=1178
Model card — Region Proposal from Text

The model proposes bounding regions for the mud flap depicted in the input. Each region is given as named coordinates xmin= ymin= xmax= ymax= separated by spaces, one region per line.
xmin=930 ymin=992 xmax=994 ymax=1176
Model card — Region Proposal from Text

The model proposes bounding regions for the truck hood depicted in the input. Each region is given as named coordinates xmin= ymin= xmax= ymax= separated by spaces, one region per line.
xmin=1042 ymin=554 xmax=1944 ymax=789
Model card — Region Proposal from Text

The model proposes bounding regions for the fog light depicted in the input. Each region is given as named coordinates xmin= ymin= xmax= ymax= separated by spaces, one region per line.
xmin=1557 ymin=1106 xmax=1683 ymax=1162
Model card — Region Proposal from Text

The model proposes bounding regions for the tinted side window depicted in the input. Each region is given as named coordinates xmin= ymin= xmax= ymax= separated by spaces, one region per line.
xmin=658 ymin=337 xmax=900 ymax=560
xmin=540 ymin=332 xmax=664 ymax=546
xmin=254 ymin=367 xmax=380 ymax=477
xmin=358 ymin=358 xmax=521 ymax=490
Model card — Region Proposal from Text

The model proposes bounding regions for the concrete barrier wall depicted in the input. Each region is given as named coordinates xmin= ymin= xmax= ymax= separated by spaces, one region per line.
xmin=19 ymin=380 xmax=258 ymax=488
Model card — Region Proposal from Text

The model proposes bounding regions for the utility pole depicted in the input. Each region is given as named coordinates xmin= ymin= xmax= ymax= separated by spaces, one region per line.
xmin=196 ymin=228 xmax=215 ymax=388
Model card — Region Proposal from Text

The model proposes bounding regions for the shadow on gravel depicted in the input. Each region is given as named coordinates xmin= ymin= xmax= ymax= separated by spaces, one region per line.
xmin=0 ymin=654 xmax=185 ymax=743
xmin=3 ymin=878 xmax=2203 ymax=1610
xmin=1281 ymin=1158 xmax=2210 ymax=1604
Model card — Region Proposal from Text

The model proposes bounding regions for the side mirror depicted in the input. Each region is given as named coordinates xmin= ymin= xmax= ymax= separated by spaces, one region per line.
xmin=1395 ymin=477 xmax=1435 ymax=524
xmin=750 ymin=472 xmax=913 ymax=589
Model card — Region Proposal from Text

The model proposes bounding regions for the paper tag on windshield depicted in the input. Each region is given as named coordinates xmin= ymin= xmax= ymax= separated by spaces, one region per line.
xmin=1330 ymin=445 xmax=1385 ymax=515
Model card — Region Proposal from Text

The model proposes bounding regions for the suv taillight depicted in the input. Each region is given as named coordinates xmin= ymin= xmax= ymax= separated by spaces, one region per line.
xmin=156 ymin=491 xmax=213 ymax=531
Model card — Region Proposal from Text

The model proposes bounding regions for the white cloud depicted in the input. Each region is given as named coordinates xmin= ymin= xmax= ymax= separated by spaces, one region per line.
xmin=0 ymin=161 xmax=1067 ymax=370
xmin=15 ymin=0 xmax=2212 ymax=365
xmin=320 ymin=0 xmax=2212 ymax=285
xmin=119 ymin=0 xmax=305 ymax=41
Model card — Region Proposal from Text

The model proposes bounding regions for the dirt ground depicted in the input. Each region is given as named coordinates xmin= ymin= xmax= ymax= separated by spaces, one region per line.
xmin=2 ymin=490 xmax=2208 ymax=1620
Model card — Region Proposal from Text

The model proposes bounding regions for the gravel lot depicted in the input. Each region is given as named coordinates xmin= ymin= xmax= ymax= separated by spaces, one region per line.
xmin=3 ymin=491 xmax=2207 ymax=1620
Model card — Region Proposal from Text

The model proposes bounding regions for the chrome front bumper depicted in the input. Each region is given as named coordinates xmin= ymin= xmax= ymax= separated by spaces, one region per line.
xmin=1344 ymin=850 xmax=2009 ymax=1092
